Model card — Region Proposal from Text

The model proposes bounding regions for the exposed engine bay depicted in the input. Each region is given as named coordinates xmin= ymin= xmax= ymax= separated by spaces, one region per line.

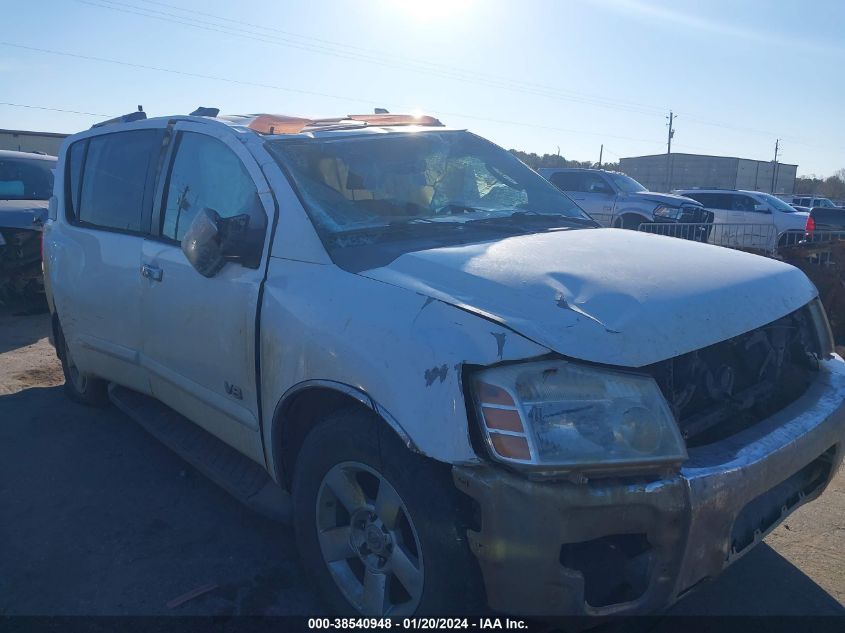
xmin=0 ymin=227 xmax=43 ymax=301
xmin=648 ymin=304 xmax=824 ymax=446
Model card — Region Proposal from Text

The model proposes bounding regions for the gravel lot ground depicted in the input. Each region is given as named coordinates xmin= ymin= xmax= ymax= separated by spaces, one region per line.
xmin=0 ymin=306 xmax=842 ymax=618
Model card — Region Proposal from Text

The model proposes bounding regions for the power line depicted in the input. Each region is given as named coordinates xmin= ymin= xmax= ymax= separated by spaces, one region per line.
xmin=84 ymin=0 xmax=837 ymax=148
xmin=126 ymin=0 xmax=671 ymax=117
xmin=76 ymin=0 xmax=668 ymax=118
xmin=0 ymin=101 xmax=112 ymax=117
xmin=0 ymin=41 xmax=676 ymax=149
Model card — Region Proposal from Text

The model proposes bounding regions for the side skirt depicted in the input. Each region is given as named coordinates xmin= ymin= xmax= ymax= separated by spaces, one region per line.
xmin=109 ymin=384 xmax=291 ymax=522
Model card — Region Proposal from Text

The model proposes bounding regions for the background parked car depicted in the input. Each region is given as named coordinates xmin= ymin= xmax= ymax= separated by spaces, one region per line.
xmin=676 ymin=188 xmax=813 ymax=250
xmin=0 ymin=150 xmax=55 ymax=303
xmin=538 ymin=167 xmax=711 ymax=230
xmin=781 ymin=195 xmax=842 ymax=210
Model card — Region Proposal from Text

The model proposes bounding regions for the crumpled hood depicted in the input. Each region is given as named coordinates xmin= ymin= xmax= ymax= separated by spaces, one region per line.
xmin=629 ymin=190 xmax=702 ymax=207
xmin=0 ymin=200 xmax=48 ymax=231
xmin=361 ymin=229 xmax=817 ymax=367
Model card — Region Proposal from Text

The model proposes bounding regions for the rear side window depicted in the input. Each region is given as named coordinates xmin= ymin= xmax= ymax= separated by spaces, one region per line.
xmin=549 ymin=172 xmax=581 ymax=191
xmin=75 ymin=130 xmax=162 ymax=232
xmin=65 ymin=141 xmax=86 ymax=217
xmin=684 ymin=192 xmax=722 ymax=208
xmin=730 ymin=194 xmax=756 ymax=212
xmin=161 ymin=132 xmax=264 ymax=242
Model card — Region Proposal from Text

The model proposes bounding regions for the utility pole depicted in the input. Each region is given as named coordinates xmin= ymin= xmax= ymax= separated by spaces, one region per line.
xmin=770 ymin=139 xmax=780 ymax=193
xmin=665 ymin=111 xmax=676 ymax=191
xmin=598 ymin=144 xmax=603 ymax=169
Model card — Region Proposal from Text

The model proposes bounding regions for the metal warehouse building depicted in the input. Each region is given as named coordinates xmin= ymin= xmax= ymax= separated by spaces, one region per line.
xmin=619 ymin=153 xmax=797 ymax=194
xmin=0 ymin=129 xmax=68 ymax=156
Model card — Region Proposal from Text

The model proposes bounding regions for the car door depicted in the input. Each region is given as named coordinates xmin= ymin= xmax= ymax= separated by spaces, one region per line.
xmin=726 ymin=193 xmax=774 ymax=249
xmin=683 ymin=192 xmax=729 ymax=222
xmin=51 ymin=128 xmax=164 ymax=394
xmin=140 ymin=123 xmax=273 ymax=463
xmin=550 ymin=171 xmax=615 ymax=224
xmin=683 ymin=192 xmax=738 ymax=247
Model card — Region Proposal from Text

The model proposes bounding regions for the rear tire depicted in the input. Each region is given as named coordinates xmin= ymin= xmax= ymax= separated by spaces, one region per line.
xmin=292 ymin=407 xmax=484 ymax=616
xmin=56 ymin=320 xmax=109 ymax=406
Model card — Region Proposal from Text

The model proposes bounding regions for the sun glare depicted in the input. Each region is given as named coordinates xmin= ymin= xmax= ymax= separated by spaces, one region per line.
xmin=390 ymin=0 xmax=475 ymax=22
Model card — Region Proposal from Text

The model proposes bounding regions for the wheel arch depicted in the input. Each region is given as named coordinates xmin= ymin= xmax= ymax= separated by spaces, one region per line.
xmin=613 ymin=211 xmax=651 ymax=229
xmin=269 ymin=380 xmax=418 ymax=489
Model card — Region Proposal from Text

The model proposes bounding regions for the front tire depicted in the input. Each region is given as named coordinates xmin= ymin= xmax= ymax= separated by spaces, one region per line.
xmin=56 ymin=321 xmax=109 ymax=406
xmin=616 ymin=214 xmax=646 ymax=230
xmin=292 ymin=408 xmax=483 ymax=616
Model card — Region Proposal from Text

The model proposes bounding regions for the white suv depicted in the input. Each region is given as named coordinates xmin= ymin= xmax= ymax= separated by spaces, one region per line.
xmin=675 ymin=188 xmax=810 ymax=249
xmin=44 ymin=109 xmax=845 ymax=618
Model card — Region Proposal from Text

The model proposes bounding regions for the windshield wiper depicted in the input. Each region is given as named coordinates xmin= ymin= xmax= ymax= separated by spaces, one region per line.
xmin=466 ymin=211 xmax=599 ymax=229
xmin=331 ymin=215 xmax=527 ymax=245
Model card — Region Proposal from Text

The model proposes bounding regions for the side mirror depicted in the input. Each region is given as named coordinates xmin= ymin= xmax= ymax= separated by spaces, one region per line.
xmin=182 ymin=208 xmax=226 ymax=278
xmin=181 ymin=207 xmax=264 ymax=278
xmin=754 ymin=204 xmax=771 ymax=214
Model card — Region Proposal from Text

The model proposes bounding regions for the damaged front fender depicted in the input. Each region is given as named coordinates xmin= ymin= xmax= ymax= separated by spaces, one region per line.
xmin=259 ymin=257 xmax=551 ymax=473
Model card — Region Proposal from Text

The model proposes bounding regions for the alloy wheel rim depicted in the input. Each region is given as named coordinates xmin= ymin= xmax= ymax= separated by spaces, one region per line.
xmin=316 ymin=461 xmax=424 ymax=615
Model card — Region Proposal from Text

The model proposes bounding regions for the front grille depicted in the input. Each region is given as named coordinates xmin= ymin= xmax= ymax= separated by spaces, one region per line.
xmin=678 ymin=205 xmax=713 ymax=224
xmin=646 ymin=304 xmax=822 ymax=447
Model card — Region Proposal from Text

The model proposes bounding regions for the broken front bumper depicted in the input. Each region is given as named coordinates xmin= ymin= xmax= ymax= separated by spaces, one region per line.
xmin=0 ymin=227 xmax=44 ymax=298
xmin=453 ymin=357 xmax=845 ymax=617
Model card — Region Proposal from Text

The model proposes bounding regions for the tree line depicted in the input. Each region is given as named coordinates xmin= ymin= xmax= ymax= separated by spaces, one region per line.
xmin=794 ymin=169 xmax=845 ymax=200
xmin=508 ymin=149 xmax=619 ymax=173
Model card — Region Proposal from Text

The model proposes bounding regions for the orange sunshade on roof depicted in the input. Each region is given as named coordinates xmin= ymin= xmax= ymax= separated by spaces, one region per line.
xmin=247 ymin=114 xmax=314 ymax=134
xmin=245 ymin=112 xmax=443 ymax=135
xmin=346 ymin=113 xmax=443 ymax=127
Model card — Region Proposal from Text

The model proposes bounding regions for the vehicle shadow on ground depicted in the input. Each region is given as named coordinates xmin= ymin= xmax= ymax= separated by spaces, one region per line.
xmin=665 ymin=542 xmax=844 ymax=616
xmin=0 ymin=385 xmax=319 ymax=616
xmin=0 ymin=384 xmax=841 ymax=617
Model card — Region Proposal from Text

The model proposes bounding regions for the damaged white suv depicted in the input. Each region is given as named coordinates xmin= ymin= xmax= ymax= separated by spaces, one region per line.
xmin=44 ymin=109 xmax=845 ymax=617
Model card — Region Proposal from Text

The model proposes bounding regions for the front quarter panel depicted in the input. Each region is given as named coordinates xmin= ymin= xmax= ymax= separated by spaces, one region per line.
xmin=259 ymin=257 xmax=551 ymax=470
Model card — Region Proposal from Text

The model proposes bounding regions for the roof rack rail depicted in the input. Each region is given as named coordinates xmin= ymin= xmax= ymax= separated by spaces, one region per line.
xmin=92 ymin=105 xmax=147 ymax=129
xmin=244 ymin=112 xmax=443 ymax=135
xmin=190 ymin=106 xmax=220 ymax=117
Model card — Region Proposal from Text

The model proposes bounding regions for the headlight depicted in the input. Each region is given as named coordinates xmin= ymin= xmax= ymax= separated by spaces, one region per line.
xmin=471 ymin=360 xmax=687 ymax=471
xmin=807 ymin=298 xmax=834 ymax=358
xmin=653 ymin=205 xmax=682 ymax=219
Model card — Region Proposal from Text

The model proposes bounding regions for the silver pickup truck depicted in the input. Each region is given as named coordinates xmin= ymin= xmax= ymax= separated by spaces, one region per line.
xmin=539 ymin=167 xmax=711 ymax=229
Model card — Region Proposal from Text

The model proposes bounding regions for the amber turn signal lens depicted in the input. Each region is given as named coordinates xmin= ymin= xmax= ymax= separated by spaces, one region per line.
xmin=490 ymin=433 xmax=531 ymax=460
xmin=480 ymin=407 xmax=524 ymax=432
xmin=475 ymin=381 xmax=516 ymax=406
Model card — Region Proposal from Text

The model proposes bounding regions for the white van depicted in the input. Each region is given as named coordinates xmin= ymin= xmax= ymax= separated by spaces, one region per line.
xmin=44 ymin=109 xmax=845 ymax=618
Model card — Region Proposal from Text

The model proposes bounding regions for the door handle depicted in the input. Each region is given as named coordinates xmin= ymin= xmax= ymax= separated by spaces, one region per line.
xmin=141 ymin=263 xmax=163 ymax=282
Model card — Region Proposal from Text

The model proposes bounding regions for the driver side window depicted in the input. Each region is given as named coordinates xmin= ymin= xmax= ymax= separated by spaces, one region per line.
xmin=580 ymin=173 xmax=612 ymax=194
xmin=161 ymin=132 xmax=264 ymax=242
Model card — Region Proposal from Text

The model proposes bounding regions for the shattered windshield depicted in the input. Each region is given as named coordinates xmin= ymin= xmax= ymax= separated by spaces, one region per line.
xmin=0 ymin=157 xmax=55 ymax=200
xmin=267 ymin=131 xmax=593 ymax=247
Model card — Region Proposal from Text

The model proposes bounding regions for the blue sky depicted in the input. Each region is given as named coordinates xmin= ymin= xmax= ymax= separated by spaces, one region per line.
xmin=2 ymin=0 xmax=844 ymax=176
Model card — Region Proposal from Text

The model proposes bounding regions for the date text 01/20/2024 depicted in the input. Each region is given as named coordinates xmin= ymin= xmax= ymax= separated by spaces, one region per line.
xmin=307 ymin=618 xmax=528 ymax=629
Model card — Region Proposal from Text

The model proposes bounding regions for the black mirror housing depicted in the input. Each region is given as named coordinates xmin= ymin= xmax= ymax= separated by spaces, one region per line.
xmin=182 ymin=208 xmax=226 ymax=278
xmin=181 ymin=206 xmax=265 ymax=277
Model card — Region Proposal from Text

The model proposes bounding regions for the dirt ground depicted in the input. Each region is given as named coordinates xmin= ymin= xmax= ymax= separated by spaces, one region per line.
xmin=0 ymin=306 xmax=842 ymax=617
